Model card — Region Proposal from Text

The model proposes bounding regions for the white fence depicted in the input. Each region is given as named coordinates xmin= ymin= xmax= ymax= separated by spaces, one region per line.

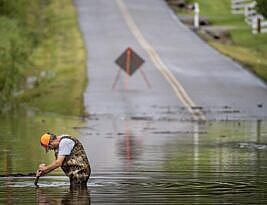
xmin=231 ymin=0 xmax=254 ymax=14
xmin=244 ymin=1 xmax=257 ymax=25
xmin=231 ymin=0 xmax=267 ymax=34
xmin=252 ymin=16 xmax=267 ymax=34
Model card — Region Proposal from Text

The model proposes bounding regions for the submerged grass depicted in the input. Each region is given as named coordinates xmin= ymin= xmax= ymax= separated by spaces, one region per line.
xmin=180 ymin=0 xmax=267 ymax=82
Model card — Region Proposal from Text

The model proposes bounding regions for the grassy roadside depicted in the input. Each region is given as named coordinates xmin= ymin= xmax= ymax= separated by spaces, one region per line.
xmin=173 ymin=0 xmax=267 ymax=82
xmin=19 ymin=0 xmax=87 ymax=116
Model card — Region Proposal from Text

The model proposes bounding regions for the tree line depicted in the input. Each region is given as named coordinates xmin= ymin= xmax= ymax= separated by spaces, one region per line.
xmin=256 ymin=0 xmax=267 ymax=18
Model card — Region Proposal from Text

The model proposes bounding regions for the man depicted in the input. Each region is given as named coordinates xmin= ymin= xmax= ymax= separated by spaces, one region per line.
xmin=37 ymin=132 xmax=91 ymax=186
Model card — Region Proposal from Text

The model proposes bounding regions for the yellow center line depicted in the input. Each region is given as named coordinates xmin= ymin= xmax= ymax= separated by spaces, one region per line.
xmin=116 ymin=0 xmax=206 ymax=121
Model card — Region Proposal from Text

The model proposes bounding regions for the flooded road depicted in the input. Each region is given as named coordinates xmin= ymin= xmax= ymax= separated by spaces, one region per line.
xmin=1 ymin=109 xmax=267 ymax=204
xmin=1 ymin=0 xmax=267 ymax=204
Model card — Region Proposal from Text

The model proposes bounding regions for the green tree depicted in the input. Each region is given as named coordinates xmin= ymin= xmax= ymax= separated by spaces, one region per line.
xmin=256 ymin=0 xmax=267 ymax=18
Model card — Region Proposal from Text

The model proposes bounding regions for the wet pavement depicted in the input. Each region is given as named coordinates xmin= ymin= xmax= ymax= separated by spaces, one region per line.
xmin=77 ymin=0 xmax=267 ymax=120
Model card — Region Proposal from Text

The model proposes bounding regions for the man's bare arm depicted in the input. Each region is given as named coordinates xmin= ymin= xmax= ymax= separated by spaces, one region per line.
xmin=38 ymin=155 xmax=65 ymax=175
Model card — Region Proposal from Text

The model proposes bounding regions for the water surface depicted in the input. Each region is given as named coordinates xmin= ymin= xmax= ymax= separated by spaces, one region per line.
xmin=0 ymin=108 xmax=267 ymax=204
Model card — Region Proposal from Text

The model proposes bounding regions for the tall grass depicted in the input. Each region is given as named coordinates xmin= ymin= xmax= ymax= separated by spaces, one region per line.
xmin=19 ymin=0 xmax=87 ymax=116
xmin=0 ymin=0 xmax=51 ymax=109
xmin=0 ymin=0 xmax=86 ymax=115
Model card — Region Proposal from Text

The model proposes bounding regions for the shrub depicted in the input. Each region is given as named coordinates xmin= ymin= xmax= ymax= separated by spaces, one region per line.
xmin=256 ymin=0 xmax=267 ymax=18
xmin=0 ymin=0 xmax=52 ymax=109
xmin=0 ymin=17 xmax=31 ymax=106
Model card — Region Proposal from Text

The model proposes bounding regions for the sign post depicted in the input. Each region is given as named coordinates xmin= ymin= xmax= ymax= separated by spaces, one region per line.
xmin=194 ymin=3 xmax=200 ymax=29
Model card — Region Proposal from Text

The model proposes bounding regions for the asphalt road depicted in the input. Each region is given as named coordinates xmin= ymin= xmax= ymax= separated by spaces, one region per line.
xmin=75 ymin=0 xmax=267 ymax=120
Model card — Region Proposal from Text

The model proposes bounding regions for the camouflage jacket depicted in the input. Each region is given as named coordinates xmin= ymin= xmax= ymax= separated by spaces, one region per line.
xmin=55 ymin=135 xmax=91 ymax=183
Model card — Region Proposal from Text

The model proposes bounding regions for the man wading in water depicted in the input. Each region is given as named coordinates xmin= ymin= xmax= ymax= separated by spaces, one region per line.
xmin=36 ymin=133 xmax=91 ymax=186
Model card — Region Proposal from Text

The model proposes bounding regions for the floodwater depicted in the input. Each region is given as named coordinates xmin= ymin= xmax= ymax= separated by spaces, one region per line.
xmin=1 ymin=107 xmax=267 ymax=204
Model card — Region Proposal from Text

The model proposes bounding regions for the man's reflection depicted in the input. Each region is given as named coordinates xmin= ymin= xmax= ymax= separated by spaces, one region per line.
xmin=36 ymin=185 xmax=91 ymax=205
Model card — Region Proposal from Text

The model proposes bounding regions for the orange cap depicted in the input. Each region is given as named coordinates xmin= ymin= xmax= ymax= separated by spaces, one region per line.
xmin=40 ymin=133 xmax=51 ymax=147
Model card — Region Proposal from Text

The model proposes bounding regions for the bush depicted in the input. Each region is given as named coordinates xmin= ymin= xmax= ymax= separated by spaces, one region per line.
xmin=256 ymin=0 xmax=267 ymax=18
xmin=0 ymin=0 xmax=52 ymax=110
xmin=0 ymin=17 xmax=31 ymax=106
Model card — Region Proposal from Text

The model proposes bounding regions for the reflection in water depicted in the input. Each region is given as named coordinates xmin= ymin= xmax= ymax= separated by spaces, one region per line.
xmin=36 ymin=186 xmax=91 ymax=205
xmin=116 ymin=120 xmax=142 ymax=163
xmin=193 ymin=122 xmax=199 ymax=179
xmin=1 ymin=108 xmax=267 ymax=204
xmin=257 ymin=119 xmax=262 ymax=143
xmin=3 ymin=147 xmax=12 ymax=176
xmin=0 ymin=108 xmax=84 ymax=175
